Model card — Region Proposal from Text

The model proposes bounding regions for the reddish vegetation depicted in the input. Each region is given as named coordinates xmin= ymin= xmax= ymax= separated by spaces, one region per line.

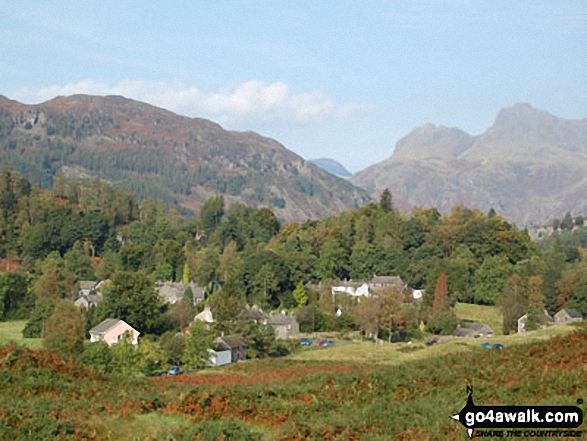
xmin=153 ymin=363 xmax=369 ymax=388
xmin=0 ymin=258 xmax=20 ymax=272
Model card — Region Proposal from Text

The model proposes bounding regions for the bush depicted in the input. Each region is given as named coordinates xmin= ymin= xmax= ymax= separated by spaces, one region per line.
xmin=22 ymin=301 xmax=55 ymax=338
xmin=426 ymin=309 xmax=458 ymax=335
xmin=79 ymin=341 xmax=113 ymax=373
xmin=183 ymin=419 xmax=259 ymax=441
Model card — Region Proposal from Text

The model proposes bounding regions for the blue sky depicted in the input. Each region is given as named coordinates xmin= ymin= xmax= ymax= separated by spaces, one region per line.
xmin=2 ymin=1 xmax=586 ymax=172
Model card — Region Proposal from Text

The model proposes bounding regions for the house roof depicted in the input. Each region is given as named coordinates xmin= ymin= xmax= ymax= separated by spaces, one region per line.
xmin=462 ymin=322 xmax=494 ymax=333
xmin=268 ymin=311 xmax=297 ymax=326
xmin=80 ymin=280 xmax=99 ymax=291
xmin=194 ymin=306 xmax=214 ymax=323
xmin=90 ymin=318 xmax=121 ymax=335
xmin=453 ymin=328 xmax=475 ymax=337
xmin=215 ymin=335 xmax=246 ymax=351
xmin=562 ymin=308 xmax=583 ymax=319
xmin=156 ymin=282 xmax=205 ymax=304
xmin=368 ymin=275 xmax=405 ymax=290
xmin=247 ymin=304 xmax=266 ymax=321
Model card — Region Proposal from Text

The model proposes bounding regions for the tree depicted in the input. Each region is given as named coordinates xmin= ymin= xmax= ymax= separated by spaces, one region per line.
xmin=379 ymin=189 xmax=394 ymax=213
xmin=65 ymin=241 xmax=95 ymax=280
xmin=316 ymin=237 xmax=349 ymax=280
xmin=473 ymin=255 xmax=513 ymax=305
xmin=154 ymin=262 xmax=174 ymax=281
xmin=165 ymin=298 xmax=194 ymax=330
xmin=251 ymin=264 xmax=279 ymax=307
xmin=110 ymin=336 xmax=142 ymax=376
xmin=218 ymin=240 xmax=242 ymax=282
xmin=556 ymin=269 xmax=583 ymax=310
xmin=97 ymin=271 xmax=162 ymax=333
xmin=292 ymin=282 xmax=308 ymax=308
xmin=192 ymin=246 xmax=220 ymax=286
xmin=199 ymin=196 xmax=225 ymax=236
xmin=498 ymin=274 xmax=527 ymax=334
xmin=560 ymin=212 xmax=574 ymax=231
xmin=210 ymin=281 xmax=249 ymax=336
xmin=183 ymin=321 xmax=214 ymax=368
xmin=43 ymin=301 xmax=85 ymax=357
xmin=23 ymin=301 xmax=56 ymax=338
xmin=432 ymin=273 xmax=449 ymax=313
xmin=245 ymin=323 xmax=275 ymax=359
xmin=352 ymin=296 xmax=380 ymax=339
xmin=182 ymin=262 xmax=191 ymax=283
xmin=0 ymin=273 xmax=29 ymax=320
xmin=164 ymin=333 xmax=186 ymax=365
xmin=379 ymin=285 xmax=404 ymax=341
xmin=79 ymin=341 xmax=112 ymax=373
xmin=569 ymin=275 xmax=587 ymax=316
xmin=34 ymin=263 xmax=61 ymax=303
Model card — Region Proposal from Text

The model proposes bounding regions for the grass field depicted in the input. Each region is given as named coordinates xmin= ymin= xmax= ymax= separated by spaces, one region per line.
xmin=0 ymin=320 xmax=42 ymax=348
xmin=454 ymin=302 xmax=504 ymax=334
xmin=289 ymin=324 xmax=578 ymax=364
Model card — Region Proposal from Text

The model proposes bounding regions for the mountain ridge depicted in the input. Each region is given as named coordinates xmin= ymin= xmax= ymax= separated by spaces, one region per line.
xmin=0 ymin=94 xmax=371 ymax=222
xmin=351 ymin=104 xmax=587 ymax=225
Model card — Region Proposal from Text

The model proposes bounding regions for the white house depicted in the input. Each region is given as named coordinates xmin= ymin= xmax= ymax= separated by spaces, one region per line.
xmin=89 ymin=318 xmax=140 ymax=346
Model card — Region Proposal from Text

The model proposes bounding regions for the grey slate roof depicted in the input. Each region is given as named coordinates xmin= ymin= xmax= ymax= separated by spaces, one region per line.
xmin=268 ymin=312 xmax=297 ymax=326
xmin=247 ymin=304 xmax=266 ymax=321
xmin=80 ymin=280 xmax=99 ymax=291
xmin=89 ymin=318 xmax=120 ymax=335
xmin=563 ymin=308 xmax=583 ymax=319
xmin=156 ymin=282 xmax=205 ymax=304
xmin=215 ymin=335 xmax=246 ymax=351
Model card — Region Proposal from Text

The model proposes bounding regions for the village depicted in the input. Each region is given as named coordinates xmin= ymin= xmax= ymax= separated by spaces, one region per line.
xmin=75 ymin=274 xmax=584 ymax=373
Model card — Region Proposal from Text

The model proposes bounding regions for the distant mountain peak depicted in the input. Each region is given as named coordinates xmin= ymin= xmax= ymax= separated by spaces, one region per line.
xmin=391 ymin=123 xmax=473 ymax=159
xmin=492 ymin=103 xmax=556 ymax=130
xmin=308 ymin=158 xmax=352 ymax=177
xmin=351 ymin=103 xmax=587 ymax=225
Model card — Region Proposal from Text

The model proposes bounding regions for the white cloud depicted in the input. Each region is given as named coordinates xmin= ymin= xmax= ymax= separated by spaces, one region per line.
xmin=11 ymin=79 xmax=360 ymax=129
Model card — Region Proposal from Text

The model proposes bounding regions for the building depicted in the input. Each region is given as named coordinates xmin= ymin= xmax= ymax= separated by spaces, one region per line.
xmin=453 ymin=322 xmax=494 ymax=338
xmin=75 ymin=280 xmax=108 ymax=309
xmin=330 ymin=275 xmax=410 ymax=299
xmin=193 ymin=305 xmax=214 ymax=324
xmin=89 ymin=318 xmax=140 ymax=346
xmin=554 ymin=308 xmax=583 ymax=325
xmin=214 ymin=335 xmax=247 ymax=366
xmin=517 ymin=310 xmax=555 ymax=333
xmin=267 ymin=311 xmax=300 ymax=340
xmin=156 ymin=281 xmax=205 ymax=305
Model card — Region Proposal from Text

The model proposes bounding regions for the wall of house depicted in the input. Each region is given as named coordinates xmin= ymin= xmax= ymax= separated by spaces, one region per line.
xmin=209 ymin=350 xmax=231 ymax=366
xmin=103 ymin=323 xmax=139 ymax=346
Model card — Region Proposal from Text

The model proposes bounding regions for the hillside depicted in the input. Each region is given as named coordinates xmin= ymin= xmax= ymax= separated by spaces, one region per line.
xmin=1 ymin=328 xmax=585 ymax=439
xmin=0 ymin=95 xmax=370 ymax=222
xmin=351 ymin=104 xmax=587 ymax=225
xmin=308 ymin=157 xmax=352 ymax=177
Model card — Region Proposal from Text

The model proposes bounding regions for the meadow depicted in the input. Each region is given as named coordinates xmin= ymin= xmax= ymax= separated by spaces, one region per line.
xmin=0 ymin=320 xmax=42 ymax=348
xmin=0 ymin=323 xmax=585 ymax=440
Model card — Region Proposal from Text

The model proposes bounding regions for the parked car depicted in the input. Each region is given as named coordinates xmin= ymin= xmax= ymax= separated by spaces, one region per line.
xmin=481 ymin=342 xmax=493 ymax=349
xmin=321 ymin=340 xmax=335 ymax=346
xmin=168 ymin=366 xmax=181 ymax=375
xmin=493 ymin=343 xmax=504 ymax=349
xmin=426 ymin=339 xmax=437 ymax=346
xmin=298 ymin=338 xmax=313 ymax=346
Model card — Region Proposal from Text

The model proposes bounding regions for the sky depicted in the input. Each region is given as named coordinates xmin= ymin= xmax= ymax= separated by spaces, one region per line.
xmin=1 ymin=1 xmax=587 ymax=173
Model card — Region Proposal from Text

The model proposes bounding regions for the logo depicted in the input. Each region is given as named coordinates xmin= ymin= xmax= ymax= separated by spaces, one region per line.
xmin=451 ymin=386 xmax=584 ymax=438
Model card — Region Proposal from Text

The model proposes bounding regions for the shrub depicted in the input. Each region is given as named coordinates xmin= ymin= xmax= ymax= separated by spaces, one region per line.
xmin=182 ymin=419 xmax=259 ymax=441
xmin=426 ymin=309 xmax=458 ymax=335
